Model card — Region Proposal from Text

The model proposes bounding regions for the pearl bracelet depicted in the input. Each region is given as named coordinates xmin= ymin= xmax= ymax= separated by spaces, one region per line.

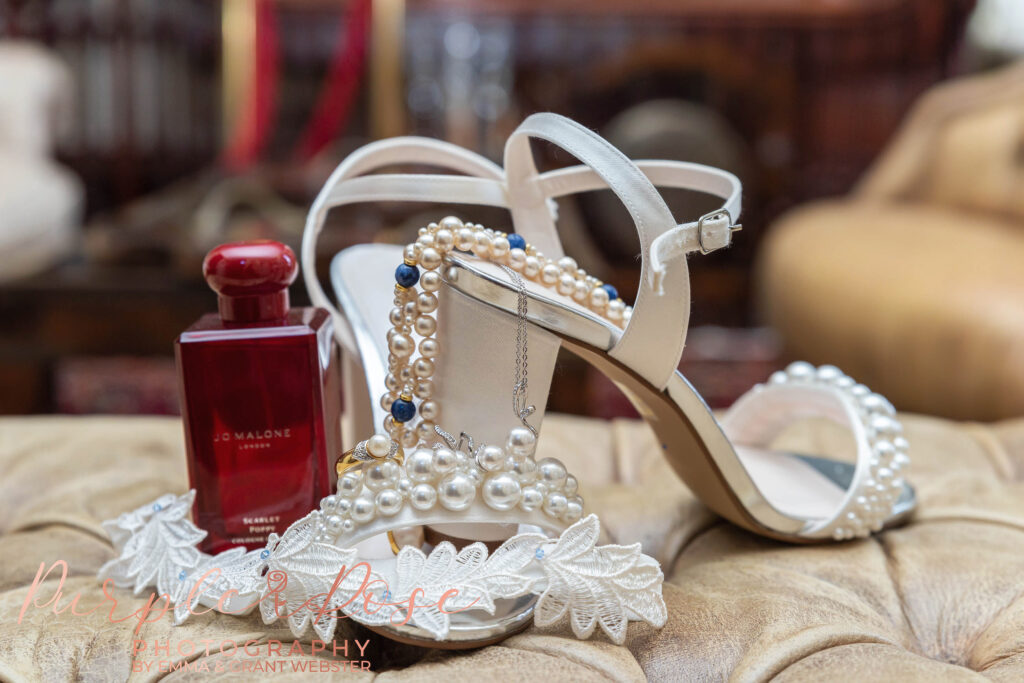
xmin=381 ymin=215 xmax=632 ymax=446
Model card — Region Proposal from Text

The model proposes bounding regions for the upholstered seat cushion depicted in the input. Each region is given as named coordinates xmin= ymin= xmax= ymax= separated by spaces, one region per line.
xmin=758 ymin=199 xmax=1024 ymax=421
xmin=758 ymin=62 xmax=1024 ymax=423
xmin=1 ymin=413 xmax=1023 ymax=680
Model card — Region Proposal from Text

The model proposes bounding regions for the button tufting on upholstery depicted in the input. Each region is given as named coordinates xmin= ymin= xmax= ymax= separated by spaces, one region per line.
xmin=1 ymin=413 xmax=1023 ymax=680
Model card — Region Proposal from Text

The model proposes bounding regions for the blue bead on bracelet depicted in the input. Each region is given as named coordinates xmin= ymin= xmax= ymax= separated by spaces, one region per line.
xmin=395 ymin=262 xmax=419 ymax=288
xmin=391 ymin=395 xmax=416 ymax=423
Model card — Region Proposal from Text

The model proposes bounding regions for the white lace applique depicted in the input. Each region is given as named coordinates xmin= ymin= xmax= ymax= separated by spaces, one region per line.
xmin=340 ymin=532 xmax=542 ymax=639
xmin=98 ymin=491 xmax=667 ymax=645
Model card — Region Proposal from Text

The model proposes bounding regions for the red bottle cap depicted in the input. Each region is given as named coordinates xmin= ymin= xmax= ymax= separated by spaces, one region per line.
xmin=203 ymin=240 xmax=298 ymax=322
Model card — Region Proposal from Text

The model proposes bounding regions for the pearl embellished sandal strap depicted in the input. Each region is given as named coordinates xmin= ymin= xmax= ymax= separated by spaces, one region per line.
xmin=720 ymin=363 xmax=910 ymax=540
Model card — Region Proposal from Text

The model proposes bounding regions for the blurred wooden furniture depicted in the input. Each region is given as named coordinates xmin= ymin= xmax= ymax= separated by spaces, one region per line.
xmin=0 ymin=263 xmax=210 ymax=414
xmin=1 ymin=0 xmax=972 ymax=233
xmin=0 ymin=0 xmax=977 ymax=416
xmin=398 ymin=0 xmax=975 ymax=324
xmin=758 ymin=61 xmax=1024 ymax=421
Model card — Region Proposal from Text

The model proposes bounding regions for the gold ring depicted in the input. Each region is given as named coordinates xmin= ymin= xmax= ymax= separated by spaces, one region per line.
xmin=334 ymin=444 xmax=407 ymax=555
xmin=387 ymin=531 xmax=401 ymax=554
xmin=335 ymin=444 xmax=406 ymax=479
xmin=335 ymin=450 xmax=362 ymax=478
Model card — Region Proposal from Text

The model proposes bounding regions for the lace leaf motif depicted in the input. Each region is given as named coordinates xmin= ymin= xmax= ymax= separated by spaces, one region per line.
xmin=258 ymin=511 xmax=367 ymax=642
xmin=172 ymin=546 xmax=268 ymax=625
xmin=340 ymin=533 xmax=542 ymax=640
xmin=533 ymin=515 xmax=667 ymax=644
xmin=97 ymin=491 xmax=205 ymax=597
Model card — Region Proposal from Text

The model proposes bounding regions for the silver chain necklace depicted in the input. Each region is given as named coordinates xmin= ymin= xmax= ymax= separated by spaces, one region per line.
xmin=500 ymin=264 xmax=537 ymax=435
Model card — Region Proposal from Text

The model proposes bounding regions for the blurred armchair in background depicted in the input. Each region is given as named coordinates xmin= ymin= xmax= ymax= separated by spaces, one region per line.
xmin=0 ymin=40 xmax=82 ymax=283
xmin=758 ymin=60 xmax=1024 ymax=421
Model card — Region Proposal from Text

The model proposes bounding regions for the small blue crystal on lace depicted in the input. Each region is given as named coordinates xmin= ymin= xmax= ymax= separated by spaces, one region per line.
xmin=152 ymin=503 xmax=163 ymax=512
xmin=260 ymin=549 xmax=271 ymax=560
xmin=535 ymin=548 xmax=545 ymax=560
xmin=178 ymin=570 xmax=187 ymax=581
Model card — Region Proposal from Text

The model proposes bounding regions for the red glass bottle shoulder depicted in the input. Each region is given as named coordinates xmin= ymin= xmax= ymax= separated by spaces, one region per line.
xmin=178 ymin=308 xmax=326 ymax=340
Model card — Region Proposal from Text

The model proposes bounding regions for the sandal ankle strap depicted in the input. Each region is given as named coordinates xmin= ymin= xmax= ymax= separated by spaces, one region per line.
xmin=301 ymin=137 xmax=504 ymax=352
xmin=301 ymin=115 xmax=743 ymax=390
xmin=504 ymin=113 xmax=742 ymax=389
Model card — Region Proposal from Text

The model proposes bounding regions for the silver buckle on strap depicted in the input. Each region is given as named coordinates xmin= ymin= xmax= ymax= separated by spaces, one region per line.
xmin=697 ymin=210 xmax=742 ymax=255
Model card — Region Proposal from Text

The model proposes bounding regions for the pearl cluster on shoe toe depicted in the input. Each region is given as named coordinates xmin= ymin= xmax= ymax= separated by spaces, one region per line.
xmin=381 ymin=215 xmax=632 ymax=447
xmin=768 ymin=361 xmax=909 ymax=540
xmin=317 ymin=427 xmax=583 ymax=542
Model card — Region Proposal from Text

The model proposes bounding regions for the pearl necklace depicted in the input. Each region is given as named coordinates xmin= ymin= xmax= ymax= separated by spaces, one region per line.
xmin=381 ymin=215 xmax=633 ymax=447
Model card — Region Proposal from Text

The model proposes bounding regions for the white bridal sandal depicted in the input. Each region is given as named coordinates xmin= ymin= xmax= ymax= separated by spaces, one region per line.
xmin=306 ymin=113 xmax=915 ymax=549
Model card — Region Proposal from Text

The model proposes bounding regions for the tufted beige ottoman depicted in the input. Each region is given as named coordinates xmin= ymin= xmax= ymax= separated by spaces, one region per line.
xmin=1 ymin=413 xmax=1023 ymax=681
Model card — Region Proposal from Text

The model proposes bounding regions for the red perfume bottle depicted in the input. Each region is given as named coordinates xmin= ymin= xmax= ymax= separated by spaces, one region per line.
xmin=176 ymin=240 xmax=340 ymax=554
